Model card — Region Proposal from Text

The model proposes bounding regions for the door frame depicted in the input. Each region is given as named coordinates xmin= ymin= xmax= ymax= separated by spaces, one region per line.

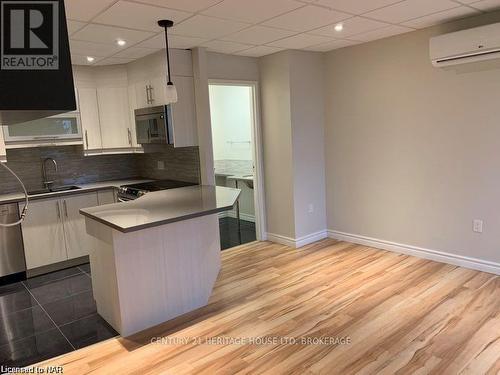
xmin=208 ymin=79 xmax=267 ymax=241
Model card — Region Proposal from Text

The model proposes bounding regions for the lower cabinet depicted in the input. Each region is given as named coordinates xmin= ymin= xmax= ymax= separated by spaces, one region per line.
xmin=20 ymin=192 xmax=99 ymax=269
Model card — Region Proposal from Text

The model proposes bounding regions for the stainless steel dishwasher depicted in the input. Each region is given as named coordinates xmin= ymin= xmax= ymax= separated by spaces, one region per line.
xmin=0 ymin=203 xmax=26 ymax=278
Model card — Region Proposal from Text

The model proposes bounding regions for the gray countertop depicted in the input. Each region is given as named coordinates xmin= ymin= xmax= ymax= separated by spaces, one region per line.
xmin=0 ymin=179 xmax=153 ymax=205
xmin=80 ymin=185 xmax=241 ymax=233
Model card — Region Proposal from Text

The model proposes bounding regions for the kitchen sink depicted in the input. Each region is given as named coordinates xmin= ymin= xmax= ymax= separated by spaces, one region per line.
xmin=28 ymin=185 xmax=81 ymax=196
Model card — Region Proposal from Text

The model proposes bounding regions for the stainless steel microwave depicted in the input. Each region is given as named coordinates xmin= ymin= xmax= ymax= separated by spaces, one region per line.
xmin=134 ymin=105 xmax=174 ymax=145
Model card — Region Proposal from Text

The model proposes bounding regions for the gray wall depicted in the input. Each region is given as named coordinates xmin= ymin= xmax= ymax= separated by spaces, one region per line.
xmin=0 ymin=145 xmax=200 ymax=193
xmin=325 ymin=11 xmax=500 ymax=264
xmin=260 ymin=50 xmax=327 ymax=240
xmin=260 ymin=52 xmax=296 ymax=238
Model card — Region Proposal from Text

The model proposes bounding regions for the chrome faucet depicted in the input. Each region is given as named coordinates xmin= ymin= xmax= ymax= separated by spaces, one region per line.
xmin=42 ymin=158 xmax=58 ymax=189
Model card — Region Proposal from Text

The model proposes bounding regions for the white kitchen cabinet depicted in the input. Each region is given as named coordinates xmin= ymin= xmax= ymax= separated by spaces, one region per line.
xmin=78 ymin=88 xmax=102 ymax=151
xmin=21 ymin=191 xmax=106 ymax=269
xmin=0 ymin=126 xmax=6 ymax=162
xmin=97 ymin=87 xmax=132 ymax=149
xmin=133 ymin=76 xmax=166 ymax=109
xmin=171 ymin=76 xmax=198 ymax=147
xmin=20 ymin=198 xmax=67 ymax=269
xmin=61 ymin=193 xmax=98 ymax=260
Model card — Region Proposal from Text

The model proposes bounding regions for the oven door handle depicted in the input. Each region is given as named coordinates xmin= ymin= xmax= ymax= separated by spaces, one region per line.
xmin=118 ymin=197 xmax=130 ymax=203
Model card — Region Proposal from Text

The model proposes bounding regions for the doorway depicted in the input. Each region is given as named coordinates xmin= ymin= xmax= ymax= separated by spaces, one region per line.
xmin=208 ymin=81 xmax=265 ymax=250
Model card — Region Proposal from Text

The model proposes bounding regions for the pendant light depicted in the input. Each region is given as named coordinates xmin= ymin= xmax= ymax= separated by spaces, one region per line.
xmin=158 ymin=19 xmax=178 ymax=104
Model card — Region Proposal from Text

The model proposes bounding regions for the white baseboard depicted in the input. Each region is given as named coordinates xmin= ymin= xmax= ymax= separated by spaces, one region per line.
xmin=218 ymin=211 xmax=256 ymax=223
xmin=267 ymin=230 xmax=328 ymax=249
xmin=328 ymin=230 xmax=500 ymax=275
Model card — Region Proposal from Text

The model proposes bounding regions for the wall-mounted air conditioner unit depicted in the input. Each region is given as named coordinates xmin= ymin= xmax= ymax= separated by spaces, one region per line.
xmin=430 ymin=22 xmax=500 ymax=68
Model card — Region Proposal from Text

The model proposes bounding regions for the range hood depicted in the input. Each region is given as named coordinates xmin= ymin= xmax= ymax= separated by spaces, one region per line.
xmin=0 ymin=0 xmax=76 ymax=125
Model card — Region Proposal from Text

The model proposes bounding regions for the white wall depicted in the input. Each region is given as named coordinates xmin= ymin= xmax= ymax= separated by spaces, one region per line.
xmin=209 ymin=85 xmax=253 ymax=161
xmin=325 ymin=11 xmax=500 ymax=269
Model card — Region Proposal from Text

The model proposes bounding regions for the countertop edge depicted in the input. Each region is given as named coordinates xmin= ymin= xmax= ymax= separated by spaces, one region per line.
xmin=80 ymin=204 xmax=235 ymax=233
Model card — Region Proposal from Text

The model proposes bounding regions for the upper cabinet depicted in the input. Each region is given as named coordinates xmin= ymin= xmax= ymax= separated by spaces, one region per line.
xmin=0 ymin=126 xmax=6 ymax=162
xmin=171 ymin=76 xmax=198 ymax=147
xmin=127 ymin=50 xmax=198 ymax=148
xmin=74 ymin=65 xmax=141 ymax=155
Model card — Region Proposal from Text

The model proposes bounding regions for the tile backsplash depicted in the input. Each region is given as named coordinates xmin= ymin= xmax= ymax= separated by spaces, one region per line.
xmin=0 ymin=145 xmax=201 ymax=194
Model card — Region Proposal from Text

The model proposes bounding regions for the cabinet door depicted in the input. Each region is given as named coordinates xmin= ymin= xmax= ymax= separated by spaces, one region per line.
xmin=78 ymin=88 xmax=102 ymax=150
xmin=134 ymin=81 xmax=150 ymax=108
xmin=62 ymin=193 xmax=99 ymax=259
xmin=0 ymin=125 xmax=6 ymax=161
xmin=127 ymin=85 xmax=139 ymax=148
xmin=21 ymin=198 xmax=67 ymax=269
xmin=149 ymin=76 xmax=167 ymax=106
xmin=171 ymin=76 xmax=198 ymax=147
xmin=97 ymin=87 xmax=131 ymax=149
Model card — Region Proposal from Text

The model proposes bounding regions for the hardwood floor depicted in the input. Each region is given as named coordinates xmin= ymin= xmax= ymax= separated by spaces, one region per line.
xmin=37 ymin=239 xmax=500 ymax=374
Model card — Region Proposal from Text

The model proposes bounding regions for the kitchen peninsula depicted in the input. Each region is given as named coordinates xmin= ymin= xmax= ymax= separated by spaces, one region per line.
xmin=80 ymin=185 xmax=240 ymax=336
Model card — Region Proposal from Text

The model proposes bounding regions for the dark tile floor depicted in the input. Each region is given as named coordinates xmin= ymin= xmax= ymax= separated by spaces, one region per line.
xmin=219 ymin=217 xmax=256 ymax=250
xmin=0 ymin=264 xmax=117 ymax=368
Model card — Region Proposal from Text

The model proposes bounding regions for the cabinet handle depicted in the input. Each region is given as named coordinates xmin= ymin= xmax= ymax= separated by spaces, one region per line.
xmin=145 ymin=85 xmax=150 ymax=104
xmin=85 ymin=130 xmax=89 ymax=149
xmin=149 ymin=85 xmax=154 ymax=103
xmin=127 ymin=128 xmax=132 ymax=146
xmin=56 ymin=201 xmax=61 ymax=219
xmin=63 ymin=200 xmax=68 ymax=218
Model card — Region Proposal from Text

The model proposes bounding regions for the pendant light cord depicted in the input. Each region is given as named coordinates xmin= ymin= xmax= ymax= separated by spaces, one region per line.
xmin=0 ymin=162 xmax=28 ymax=227
xmin=163 ymin=25 xmax=173 ymax=85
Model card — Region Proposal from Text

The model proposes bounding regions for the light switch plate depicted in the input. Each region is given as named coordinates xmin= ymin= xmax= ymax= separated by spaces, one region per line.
xmin=473 ymin=219 xmax=483 ymax=233
xmin=157 ymin=161 xmax=165 ymax=170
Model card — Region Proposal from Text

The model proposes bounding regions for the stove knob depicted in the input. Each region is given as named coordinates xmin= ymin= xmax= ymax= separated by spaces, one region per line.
xmin=137 ymin=190 xmax=146 ymax=198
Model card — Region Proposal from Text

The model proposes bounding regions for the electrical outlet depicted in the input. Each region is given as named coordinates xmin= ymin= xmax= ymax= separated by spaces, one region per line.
xmin=308 ymin=204 xmax=314 ymax=214
xmin=473 ymin=219 xmax=483 ymax=233
xmin=157 ymin=161 xmax=165 ymax=170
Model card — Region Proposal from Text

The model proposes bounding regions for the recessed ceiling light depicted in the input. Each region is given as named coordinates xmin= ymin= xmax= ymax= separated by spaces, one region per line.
xmin=334 ymin=23 xmax=343 ymax=32
xmin=117 ymin=39 xmax=126 ymax=46
xmin=86 ymin=56 xmax=95 ymax=63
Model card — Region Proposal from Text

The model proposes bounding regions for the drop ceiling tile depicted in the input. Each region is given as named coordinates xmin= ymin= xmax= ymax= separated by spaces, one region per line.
xmin=95 ymin=57 xmax=136 ymax=65
xmin=402 ymin=6 xmax=480 ymax=28
xmin=311 ymin=16 xmax=389 ymax=38
xmin=67 ymin=20 xmax=87 ymax=36
xmin=350 ymin=25 xmax=413 ymax=42
xmin=236 ymin=45 xmax=284 ymax=57
xmin=65 ymin=0 xmax=116 ymax=22
xmin=262 ymin=5 xmax=351 ymax=32
xmin=304 ymin=38 xmax=359 ymax=51
xmin=93 ymin=1 xmax=192 ymax=32
xmin=113 ymin=46 xmax=159 ymax=59
xmin=267 ymin=33 xmax=332 ymax=48
xmin=171 ymin=15 xmax=249 ymax=39
xmin=222 ymin=25 xmax=296 ymax=45
xmin=72 ymin=24 xmax=155 ymax=45
xmin=71 ymin=54 xmax=101 ymax=65
xmin=202 ymin=40 xmax=254 ymax=54
xmin=131 ymin=0 xmax=222 ymax=12
xmin=201 ymin=0 xmax=303 ymax=24
xmin=314 ymin=0 xmax=402 ymax=14
xmin=470 ymin=0 xmax=500 ymax=11
xmin=364 ymin=0 xmax=460 ymax=23
xmin=137 ymin=33 xmax=209 ymax=49
xmin=70 ymin=40 xmax=121 ymax=57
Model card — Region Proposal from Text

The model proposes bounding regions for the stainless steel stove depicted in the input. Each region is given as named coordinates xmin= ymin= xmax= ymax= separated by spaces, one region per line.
xmin=117 ymin=179 xmax=198 ymax=201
